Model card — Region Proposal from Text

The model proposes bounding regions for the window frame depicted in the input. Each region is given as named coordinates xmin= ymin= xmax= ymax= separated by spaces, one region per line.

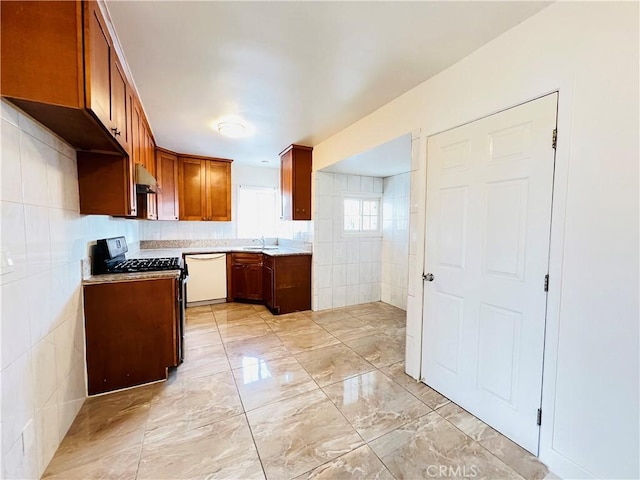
xmin=341 ymin=193 xmax=383 ymax=238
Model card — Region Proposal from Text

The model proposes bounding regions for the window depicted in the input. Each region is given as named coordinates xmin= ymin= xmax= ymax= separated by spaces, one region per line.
xmin=237 ymin=186 xmax=277 ymax=238
xmin=343 ymin=195 xmax=381 ymax=234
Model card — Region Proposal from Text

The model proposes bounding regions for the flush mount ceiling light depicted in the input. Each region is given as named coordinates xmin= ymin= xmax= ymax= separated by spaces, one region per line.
xmin=217 ymin=121 xmax=246 ymax=138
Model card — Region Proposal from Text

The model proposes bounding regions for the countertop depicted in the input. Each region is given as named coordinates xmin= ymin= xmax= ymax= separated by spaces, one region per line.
xmin=83 ymin=270 xmax=181 ymax=285
xmin=133 ymin=246 xmax=312 ymax=258
xmin=82 ymin=246 xmax=311 ymax=285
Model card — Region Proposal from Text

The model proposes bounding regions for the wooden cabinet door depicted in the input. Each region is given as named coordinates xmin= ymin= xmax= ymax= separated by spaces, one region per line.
xmin=179 ymin=158 xmax=206 ymax=220
xmin=85 ymin=2 xmax=112 ymax=130
xmin=263 ymin=265 xmax=274 ymax=308
xmin=83 ymin=278 xmax=177 ymax=395
xmin=144 ymin=127 xmax=156 ymax=177
xmin=131 ymin=98 xmax=142 ymax=167
xmin=78 ymin=152 xmax=135 ymax=217
xmin=292 ymin=148 xmax=312 ymax=220
xmin=205 ymin=160 xmax=232 ymax=221
xmin=110 ymin=57 xmax=129 ymax=152
xmin=157 ymin=150 xmax=179 ymax=220
xmin=281 ymin=149 xmax=293 ymax=220
xmin=273 ymin=255 xmax=311 ymax=314
xmin=231 ymin=264 xmax=247 ymax=299
xmin=245 ymin=264 xmax=263 ymax=300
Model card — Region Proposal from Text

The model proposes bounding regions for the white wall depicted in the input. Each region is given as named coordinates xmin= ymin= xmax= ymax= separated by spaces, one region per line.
xmin=312 ymin=3 xmax=639 ymax=479
xmin=312 ymin=172 xmax=383 ymax=310
xmin=0 ymin=100 xmax=140 ymax=478
xmin=381 ymin=172 xmax=409 ymax=310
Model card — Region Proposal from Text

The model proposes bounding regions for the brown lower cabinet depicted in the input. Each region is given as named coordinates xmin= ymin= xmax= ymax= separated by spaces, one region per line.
xmin=228 ymin=253 xmax=311 ymax=314
xmin=264 ymin=254 xmax=312 ymax=314
xmin=229 ymin=253 xmax=263 ymax=301
xmin=83 ymin=277 xmax=180 ymax=395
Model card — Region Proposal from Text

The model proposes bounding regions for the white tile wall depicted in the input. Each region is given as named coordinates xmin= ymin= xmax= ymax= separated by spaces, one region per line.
xmin=381 ymin=173 xmax=410 ymax=310
xmin=0 ymin=100 xmax=140 ymax=478
xmin=312 ymin=172 xmax=383 ymax=310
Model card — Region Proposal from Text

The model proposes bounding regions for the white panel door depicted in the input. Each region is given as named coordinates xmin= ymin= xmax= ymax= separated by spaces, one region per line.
xmin=421 ymin=93 xmax=557 ymax=454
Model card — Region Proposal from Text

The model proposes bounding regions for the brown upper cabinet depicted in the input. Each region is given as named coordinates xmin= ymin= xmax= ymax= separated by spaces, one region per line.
xmin=131 ymin=96 xmax=158 ymax=220
xmin=77 ymin=152 xmax=137 ymax=217
xmin=0 ymin=1 xmax=133 ymax=154
xmin=178 ymin=156 xmax=232 ymax=221
xmin=280 ymin=145 xmax=313 ymax=221
xmin=156 ymin=149 xmax=180 ymax=221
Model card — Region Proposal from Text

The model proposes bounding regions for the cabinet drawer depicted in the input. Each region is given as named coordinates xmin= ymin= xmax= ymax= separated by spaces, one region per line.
xmin=232 ymin=253 xmax=263 ymax=265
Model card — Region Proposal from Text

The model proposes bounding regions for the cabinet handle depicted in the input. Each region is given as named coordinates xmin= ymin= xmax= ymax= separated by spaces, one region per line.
xmin=111 ymin=128 xmax=121 ymax=136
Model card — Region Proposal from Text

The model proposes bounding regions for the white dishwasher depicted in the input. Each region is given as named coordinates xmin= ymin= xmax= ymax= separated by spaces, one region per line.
xmin=184 ymin=253 xmax=227 ymax=306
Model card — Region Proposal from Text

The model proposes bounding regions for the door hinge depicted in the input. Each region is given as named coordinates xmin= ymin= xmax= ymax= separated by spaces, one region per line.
xmin=552 ymin=129 xmax=557 ymax=149
xmin=537 ymin=408 xmax=542 ymax=426
xmin=544 ymin=274 xmax=549 ymax=292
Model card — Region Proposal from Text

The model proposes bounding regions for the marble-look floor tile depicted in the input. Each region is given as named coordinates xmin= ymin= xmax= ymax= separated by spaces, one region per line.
xmin=343 ymin=303 xmax=389 ymax=317
xmin=276 ymin=326 xmax=340 ymax=354
xmin=214 ymin=307 xmax=263 ymax=323
xmin=211 ymin=301 xmax=251 ymax=312
xmin=382 ymin=324 xmax=406 ymax=337
xmin=232 ymin=356 xmax=318 ymax=411
xmin=369 ymin=411 xmax=525 ymax=480
xmin=247 ymin=389 xmax=363 ymax=480
xmin=145 ymin=370 xmax=243 ymax=443
xmin=438 ymin=403 xmax=548 ymax=480
xmin=265 ymin=314 xmax=318 ymax=333
xmin=138 ymin=414 xmax=265 ymax=480
xmin=322 ymin=370 xmax=430 ymax=441
xmin=293 ymin=445 xmax=394 ymax=480
xmin=380 ymin=362 xmax=451 ymax=410
xmin=343 ymin=333 xmax=404 ymax=368
xmin=180 ymin=343 xmax=230 ymax=378
xmin=355 ymin=312 xmax=405 ymax=330
xmin=43 ymin=386 xmax=154 ymax=475
xmin=186 ymin=305 xmax=214 ymax=315
xmin=185 ymin=311 xmax=216 ymax=326
xmin=305 ymin=309 xmax=355 ymax=324
xmin=218 ymin=318 xmax=273 ymax=343
xmin=316 ymin=317 xmax=381 ymax=343
xmin=224 ymin=333 xmax=291 ymax=369
xmin=184 ymin=328 xmax=223 ymax=348
xmin=294 ymin=344 xmax=374 ymax=387
xmin=43 ymin=444 xmax=141 ymax=479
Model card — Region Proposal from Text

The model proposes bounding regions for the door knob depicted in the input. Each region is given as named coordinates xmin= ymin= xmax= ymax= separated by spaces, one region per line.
xmin=423 ymin=273 xmax=434 ymax=282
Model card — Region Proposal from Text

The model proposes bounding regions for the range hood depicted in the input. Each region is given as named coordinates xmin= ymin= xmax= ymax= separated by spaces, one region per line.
xmin=135 ymin=163 xmax=157 ymax=194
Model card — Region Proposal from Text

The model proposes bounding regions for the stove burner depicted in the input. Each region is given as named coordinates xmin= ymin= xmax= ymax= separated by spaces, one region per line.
xmin=107 ymin=257 xmax=181 ymax=273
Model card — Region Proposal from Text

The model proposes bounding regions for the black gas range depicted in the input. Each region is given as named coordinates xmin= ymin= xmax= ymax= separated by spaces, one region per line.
xmin=92 ymin=236 xmax=184 ymax=275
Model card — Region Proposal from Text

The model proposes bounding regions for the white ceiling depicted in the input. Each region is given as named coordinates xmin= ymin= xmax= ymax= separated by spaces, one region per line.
xmin=106 ymin=1 xmax=550 ymax=168
xmin=321 ymin=134 xmax=411 ymax=178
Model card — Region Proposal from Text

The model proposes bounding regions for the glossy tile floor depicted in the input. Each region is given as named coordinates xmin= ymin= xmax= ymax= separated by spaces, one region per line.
xmin=43 ymin=302 xmax=548 ymax=479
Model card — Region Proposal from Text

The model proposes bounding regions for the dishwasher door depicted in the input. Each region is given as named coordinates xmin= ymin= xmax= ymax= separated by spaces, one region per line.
xmin=184 ymin=254 xmax=227 ymax=305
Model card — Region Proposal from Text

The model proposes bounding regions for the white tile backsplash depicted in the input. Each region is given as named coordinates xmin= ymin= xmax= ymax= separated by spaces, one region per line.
xmin=0 ymin=100 xmax=141 ymax=478
xmin=1 ymin=118 xmax=23 ymax=203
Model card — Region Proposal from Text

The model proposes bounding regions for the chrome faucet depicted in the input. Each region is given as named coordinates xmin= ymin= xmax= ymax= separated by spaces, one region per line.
xmin=253 ymin=236 xmax=266 ymax=248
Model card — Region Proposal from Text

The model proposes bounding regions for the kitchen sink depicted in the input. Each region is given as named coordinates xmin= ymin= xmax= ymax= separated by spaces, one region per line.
xmin=239 ymin=246 xmax=279 ymax=251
